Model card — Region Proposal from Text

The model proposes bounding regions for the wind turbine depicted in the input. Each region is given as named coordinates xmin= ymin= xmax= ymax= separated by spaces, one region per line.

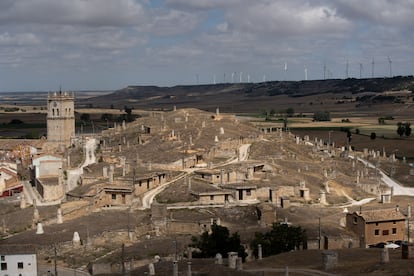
xmin=359 ymin=63 xmax=363 ymax=78
xmin=345 ymin=59 xmax=349 ymax=79
xmin=284 ymin=61 xmax=288 ymax=80
xmin=231 ymin=72 xmax=235 ymax=83
xmin=263 ymin=75 xmax=266 ymax=82
xmin=239 ymin=72 xmax=243 ymax=83
xmin=196 ymin=74 xmax=199 ymax=85
xmin=213 ymin=74 xmax=216 ymax=85
xmin=247 ymin=73 xmax=250 ymax=83
xmin=387 ymin=56 xmax=392 ymax=78
xmin=371 ymin=57 xmax=375 ymax=78
xmin=323 ymin=62 xmax=327 ymax=80
xmin=304 ymin=66 xmax=308 ymax=81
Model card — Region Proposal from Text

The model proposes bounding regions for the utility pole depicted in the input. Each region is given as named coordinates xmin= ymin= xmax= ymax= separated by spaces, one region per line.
xmin=121 ymin=243 xmax=125 ymax=275
xmin=54 ymin=244 xmax=58 ymax=276
xmin=318 ymin=217 xmax=321 ymax=250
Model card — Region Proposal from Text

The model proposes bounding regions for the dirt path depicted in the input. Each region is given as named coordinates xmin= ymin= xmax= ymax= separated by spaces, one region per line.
xmin=140 ymin=144 xmax=252 ymax=209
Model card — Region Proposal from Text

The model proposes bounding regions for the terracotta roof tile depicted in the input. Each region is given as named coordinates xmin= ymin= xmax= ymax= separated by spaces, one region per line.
xmin=357 ymin=208 xmax=406 ymax=222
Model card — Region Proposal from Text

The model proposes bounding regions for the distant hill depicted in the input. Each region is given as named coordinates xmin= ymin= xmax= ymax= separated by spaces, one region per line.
xmin=84 ymin=76 xmax=414 ymax=114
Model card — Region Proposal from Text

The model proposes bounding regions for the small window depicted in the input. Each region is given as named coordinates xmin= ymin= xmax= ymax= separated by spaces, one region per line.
xmin=1 ymin=263 xmax=7 ymax=270
xmin=112 ymin=194 xmax=116 ymax=200
xmin=353 ymin=217 xmax=358 ymax=224
xmin=393 ymin=221 xmax=396 ymax=224
xmin=374 ymin=229 xmax=379 ymax=236
xmin=17 ymin=262 xmax=23 ymax=269
xmin=210 ymin=195 xmax=214 ymax=200
xmin=0 ymin=256 xmax=4 ymax=261
xmin=246 ymin=189 xmax=251 ymax=196
xmin=392 ymin=228 xmax=397 ymax=234
xmin=383 ymin=230 xmax=389 ymax=236
xmin=375 ymin=222 xmax=379 ymax=226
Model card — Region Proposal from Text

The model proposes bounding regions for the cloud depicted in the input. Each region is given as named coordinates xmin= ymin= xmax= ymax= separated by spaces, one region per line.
xmin=0 ymin=0 xmax=413 ymax=91
xmin=0 ymin=32 xmax=40 ymax=46
xmin=138 ymin=9 xmax=201 ymax=36
xmin=225 ymin=1 xmax=352 ymax=36
xmin=166 ymin=0 xmax=243 ymax=10
xmin=336 ymin=0 xmax=414 ymax=27
xmin=0 ymin=0 xmax=146 ymax=27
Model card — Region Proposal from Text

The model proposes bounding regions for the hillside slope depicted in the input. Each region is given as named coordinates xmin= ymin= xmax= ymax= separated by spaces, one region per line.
xmin=84 ymin=76 xmax=414 ymax=114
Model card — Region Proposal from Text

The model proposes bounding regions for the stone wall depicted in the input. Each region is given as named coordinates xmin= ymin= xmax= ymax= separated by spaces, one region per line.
xmin=167 ymin=220 xmax=210 ymax=235
xmin=38 ymin=160 xmax=62 ymax=176
xmin=256 ymin=187 xmax=271 ymax=201
xmin=44 ymin=184 xmax=64 ymax=201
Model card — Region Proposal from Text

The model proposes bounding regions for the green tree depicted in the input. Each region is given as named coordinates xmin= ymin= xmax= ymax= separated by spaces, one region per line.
xmin=80 ymin=113 xmax=90 ymax=122
xmin=405 ymin=122 xmax=412 ymax=137
xmin=346 ymin=129 xmax=352 ymax=142
xmin=313 ymin=111 xmax=331 ymax=121
xmin=8 ymin=119 xmax=24 ymax=124
xmin=286 ymin=107 xmax=295 ymax=117
xmin=190 ymin=223 xmax=247 ymax=261
xmin=397 ymin=122 xmax=406 ymax=137
xmin=250 ymin=223 xmax=307 ymax=258
xmin=101 ymin=113 xmax=113 ymax=121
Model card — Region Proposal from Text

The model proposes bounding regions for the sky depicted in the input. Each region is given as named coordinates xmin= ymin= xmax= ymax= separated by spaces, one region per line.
xmin=0 ymin=0 xmax=413 ymax=91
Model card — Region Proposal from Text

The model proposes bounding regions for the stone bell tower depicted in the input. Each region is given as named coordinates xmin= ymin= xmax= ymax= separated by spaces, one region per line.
xmin=47 ymin=90 xmax=75 ymax=148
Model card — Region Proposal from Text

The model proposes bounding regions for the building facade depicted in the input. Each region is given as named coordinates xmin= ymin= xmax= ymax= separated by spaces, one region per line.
xmin=47 ymin=91 xmax=75 ymax=147
xmin=346 ymin=208 xmax=406 ymax=247
xmin=0 ymin=245 xmax=37 ymax=276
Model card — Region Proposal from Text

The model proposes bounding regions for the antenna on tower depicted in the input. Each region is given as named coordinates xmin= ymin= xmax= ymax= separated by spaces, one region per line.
xmin=359 ymin=63 xmax=363 ymax=78
xmin=387 ymin=56 xmax=392 ymax=78
xmin=304 ymin=66 xmax=308 ymax=81
xmin=371 ymin=57 xmax=375 ymax=78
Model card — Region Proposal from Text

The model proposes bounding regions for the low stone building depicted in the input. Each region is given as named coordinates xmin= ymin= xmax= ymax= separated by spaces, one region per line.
xmin=134 ymin=172 xmax=168 ymax=195
xmin=270 ymin=186 xmax=295 ymax=207
xmin=221 ymin=184 xmax=258 ymax=202
xmin=94 ymin=186 xmax=133 ymax=208
xmin=194 ymin=169 xmax=224 ymax=185
xmin=191 ymin=190 xmax=233 ymax=205
xmin=346 ymin=208 xmax=406 ymax=247
xmin=31 ymin=154 xmax=65 ymax=201
xmin=35 ymin=176 xmax=64 ymax=201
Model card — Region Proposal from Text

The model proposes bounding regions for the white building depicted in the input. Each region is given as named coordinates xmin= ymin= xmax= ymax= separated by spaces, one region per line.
xmin=0 ymin=245 xmax=37 ymax=276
